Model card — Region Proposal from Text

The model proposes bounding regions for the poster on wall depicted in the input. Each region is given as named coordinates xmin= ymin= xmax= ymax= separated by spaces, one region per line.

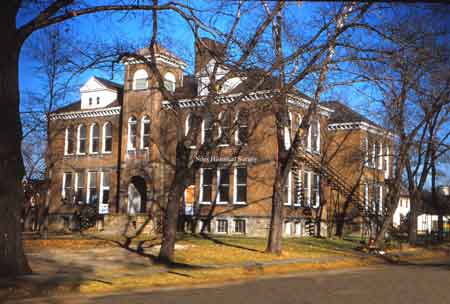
xmin=99 ymin=203 xmax=109 ymax=214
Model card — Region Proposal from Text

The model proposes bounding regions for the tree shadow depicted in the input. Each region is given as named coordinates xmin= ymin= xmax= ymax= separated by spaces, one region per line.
xmin=191 ymin=233 xmax=263 ymax=253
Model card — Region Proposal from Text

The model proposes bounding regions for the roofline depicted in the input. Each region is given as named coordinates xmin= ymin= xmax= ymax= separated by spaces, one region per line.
xmin=328 ymin=121 xmax=394 ymax=138
xmin=123 ymin=53 xmax=187 ymax=70
xmin=163 ymin=90 xmax=333 ymax=117
xmin=49 ymin=106 xmax=121 ymax=120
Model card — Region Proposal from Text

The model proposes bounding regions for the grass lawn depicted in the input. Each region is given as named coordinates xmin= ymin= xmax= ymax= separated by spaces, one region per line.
xmin=173 ymin=235 xmax=360 ymax=265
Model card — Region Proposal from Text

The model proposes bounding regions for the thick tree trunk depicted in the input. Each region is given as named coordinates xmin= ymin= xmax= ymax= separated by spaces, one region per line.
xmin=0 ymin=21 xmax=32 ymax=276
xmin=158 ymin=143 xmax=187 ymax=263
xmin=266 ymin=174 xmax=284 ymax=255
xmin=408 ymin=191 xmax=419 ymax=245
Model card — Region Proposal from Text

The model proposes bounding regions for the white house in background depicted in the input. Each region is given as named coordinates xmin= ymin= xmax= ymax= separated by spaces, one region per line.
xmin=393 ymin=186 xmax=410 ymax=228
xmin=417 ymin=214 xmax=450 ymax=234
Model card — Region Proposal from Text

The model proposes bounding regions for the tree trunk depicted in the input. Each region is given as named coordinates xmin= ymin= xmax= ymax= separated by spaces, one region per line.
xmin=0 ymin=19 xmax=32 ymax=276
xmin=266 ymin=175 xmax=284 ymax=255
xmin=158 ymin=143 xmax=187 ymax=263
xmin=408 ymin=191 xmax=419 ymax=245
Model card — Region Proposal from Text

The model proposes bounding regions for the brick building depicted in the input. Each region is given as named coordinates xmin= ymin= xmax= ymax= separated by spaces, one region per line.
xmin=47 ymin=39 xmax=393 ymax=238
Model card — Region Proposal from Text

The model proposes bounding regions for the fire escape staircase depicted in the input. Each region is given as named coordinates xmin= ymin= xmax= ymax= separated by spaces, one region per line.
xmin=293 ymin=145 xmax=369 ymax=221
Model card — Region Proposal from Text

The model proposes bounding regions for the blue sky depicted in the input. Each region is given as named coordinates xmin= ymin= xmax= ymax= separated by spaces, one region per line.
xmin=16 ymin=2 xmax=450 ymax=185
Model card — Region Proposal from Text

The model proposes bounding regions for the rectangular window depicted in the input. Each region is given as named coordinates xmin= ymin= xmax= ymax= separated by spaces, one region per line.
xmin=234 ymin=219 xmax=246 ymax=234
xmin=219 ymin=113 xmax=230 ymax=145
xmin=142 ymin=120 xmax=150 ymax=149
xmin=384 ymin=145 xmax=390 ymax=178
xmin=284 ymin=221 xmax=292 ymax=235
xmin=217 ymin=219 xmax=228 ymax=233
xmin=284 ymin=170 xmax=292 ymax=205
xmin=200 ymin=168 xmax=213 ymax=203
xmin=87 ymin=172 xmax=98 ymax=205
xmin=312 ymin=173 xmax=320 ymax=208
xmin=135 ymin=79 xmax=147 ymax=90
xmin=62 ymin=172 xmax=73 ymax=202
xmin=65 ymin=128 xmax=74 ymax=155
xmin=100 ymin=171 xmax=110 ymax=205
xmin=234 ymin=167 xmax=247 ymax=204
xmin=75 ymin=172 xmax=85 ymax=203
xmin=217 ymin=168 xmax=230 ymax=203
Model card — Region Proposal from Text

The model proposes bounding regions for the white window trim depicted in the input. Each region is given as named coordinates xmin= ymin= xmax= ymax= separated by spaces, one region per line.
xmin=284 ymin=170 xmax=292 ymax=206
xmin=312 ymin=173 xmax=320 ymax=208
xmin=233 ymin=167 xmax=247 ymax=205
xmin=199 ymin=168 xmax=212 ymax=205
xmin=140 ymin=116 xmax=150 ymax=150
xmin=76 ymin=124 xmax=86 ymax=155
xmin=307 ymin=124 xmax=312 ymax=152
xmin=89 ymin=123 xmax=99 ymax=154
xmin=215 ymin=218 xmax=229 ymax=234
xmin=216 ymin=168 xmax=229 ymax=204
xmin=133 ymin=69 xmax=149 ymax=90
xmin=61 ymin=172 xmax=67 ymax=199
xmin=164 ymin=72 xmax=176 ymax=93
xmin=64 ymin=128 xmax=72 ymax=155
xmin=385 ymin=145 xmax=390 ymax=178
xmin=304 ymin=171 xmax=311 ymax=207
xmin=284 ymin=220 xmax=293 ymax=236
xmin=102 ymin=122 xmax=112 ymax=154
xmin=232 ymin=218 xmax=247 ymax=234
xmin=99 ymin=171 xmax=110 ymax=205
xmin=378 ymin=142 xmax=383 ymax=170
xmin=372 ymin=143 xmax=376 ymax=168
xmin=284 ymin=112 xmax=292 ymax=150
xmin=127 ymin=117 xmax=137 ymax=151
xmin=86 ymin=171 xmax=96 ymax=205
xmin=217 ymin=111 xmax=230 ymax=147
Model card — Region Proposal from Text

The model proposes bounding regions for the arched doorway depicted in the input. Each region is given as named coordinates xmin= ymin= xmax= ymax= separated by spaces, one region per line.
xmin=127 ymin=176 xmax=147 ymax=214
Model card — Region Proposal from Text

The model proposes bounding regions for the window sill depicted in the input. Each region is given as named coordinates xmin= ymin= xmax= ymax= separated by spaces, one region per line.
xmin=216 ymin=201 xmax=229 ymax=205
xmin=102 ymin=151 xmax=112 ymax=154
xmin=233 ymin=202 xmax=247 ymax=205
xmin=199 ymin=202 xmax=211 ymax=205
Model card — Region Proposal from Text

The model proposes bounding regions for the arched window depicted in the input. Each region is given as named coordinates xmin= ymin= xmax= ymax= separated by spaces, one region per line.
xmin=164 ymin=72 xmax=176 ymax=92
xmin=64 ymin=127 xmax=74 ymax=155
xmin=127 ymin=116 xmax=137 ymax=150
xmin=102 ymin=122 xmax=112 ymax=153
xmin=384 ymin=145 xmax=390 ymax=178
xmin=236 ymin=110 xmax=249 ymax=145
xmin=96 ymin=96 xmax=100 ymax=105
xmin=218 ymin=111 xmax=230 ymax=145
xmin=90 ymin=123 xmax=99 ymax=153
xmin=89 ymin=97 xmax=92 ymax=105
xmin=77 ymin=124 xmax=86 ymax=154
xmin=133 ymin=69 xmax=148 ymax=90
xmin=141 ymin=116 xmax=151 ymax=149
xmin=202 ymin=112 xmax=213 ymax=144
xmin=364 ymin=136 xmax=369 ymax=167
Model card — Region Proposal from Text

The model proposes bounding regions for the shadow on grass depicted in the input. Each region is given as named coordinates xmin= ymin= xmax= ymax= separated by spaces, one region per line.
xmin=190 ymin=233 xmax=263 ymax=253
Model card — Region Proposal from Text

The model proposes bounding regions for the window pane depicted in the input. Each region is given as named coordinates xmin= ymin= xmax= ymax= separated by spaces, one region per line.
xmin=237 ymin=185 xmax=246 ymax=202
xmin=236 ymin=167 xmax=246 ymax=184
xmin=202 ymin=185 xmax=212 ymax=202
xmin=105 ymin=137 xmax=112 ymax=152
xmin=203 ymin=168 xmax=213 ymax=184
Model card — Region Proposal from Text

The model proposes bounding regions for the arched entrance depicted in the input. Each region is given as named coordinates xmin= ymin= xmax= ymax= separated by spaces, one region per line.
xmin=127 ymin=176 xmax=147 ymax=214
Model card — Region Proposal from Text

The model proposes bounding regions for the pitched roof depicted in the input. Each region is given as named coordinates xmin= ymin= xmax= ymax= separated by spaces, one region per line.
xmin=322 ymin=101 xmax=382 ymax=128
xmin=94 ymin=76 xmax=123 ymax=90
